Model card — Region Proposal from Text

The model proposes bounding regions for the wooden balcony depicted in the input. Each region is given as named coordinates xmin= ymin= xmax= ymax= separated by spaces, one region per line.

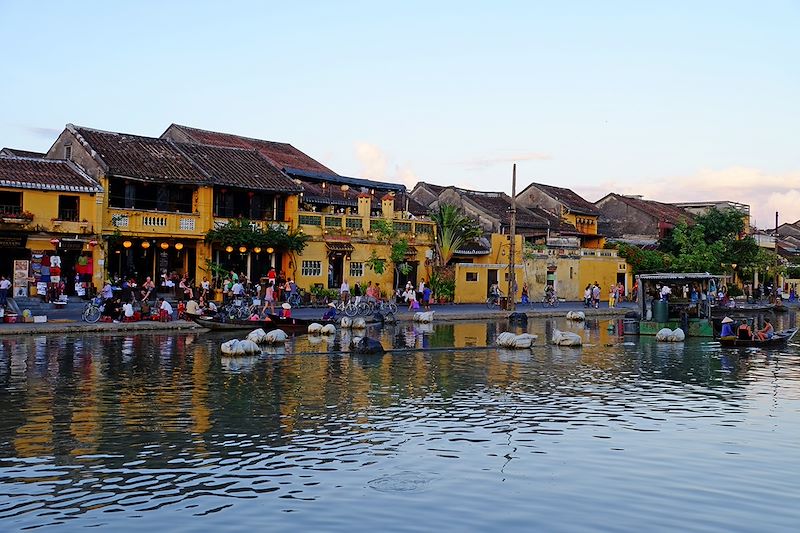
xmin=296 ymin=211 xmax=434 ymax=242
xmin=106 ymin=208 xmax=203 ymax=237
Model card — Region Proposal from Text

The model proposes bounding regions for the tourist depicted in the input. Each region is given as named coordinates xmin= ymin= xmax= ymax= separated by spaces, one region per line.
xmin=521 ymin=282 xmax=529 ymax=304
xmin=158 ymin=297 xmax=173 ymax=322
xmin=422 ymin=284 xmax=432 ymax=310
xmin=407 ymin=287 xmax=418 ymax=310
xmin=737 ymin=320 xmax=753 ymax=340
xmin=660 ymin=284 xmax=672 ymax=302
xmin=101 ymin=281 xmax=114 ymax=300
xmin=374 ymin=283 xmax=382 ymax=302
xmin=591 ymin=282 xmax=600 ymax=309
xmin=583 ymin=284 xmax=592 ymax=308
xmin=122 ymin=300 xmax=135 ymax=321
xmin=231 ymin=279 xmax=244 ymax=298
xmin=631 ymin=280 xmax=639 ymax=303
xmin=608 ymin=284 xmax=616 ymax=309
xmin=720 ymin=316 xmax=735 ymax=337
xmin=103 ymin=297 xmax=122 ymax=322
xmin=418 ymin=279 xmax=426 ymax=302
xmin=262 ymin=283 xmax=275 ymax=315
xmin=281 ymin=302 xmax=292 ymax=318
xmin=0 ymin=275 xmax=10 ymax=307
xmin=180 ymin=274 xmax=193 ymax=300
xmin=617 ymin=282 xmax=625 ymax=304
xmin=140 ymin=276 xmax=155 ymax=302
xmin=340 ymin=279 xmax=350 ymax=302
xmin=756 ymin=318 xmax=774 ymax=341
xmin=185 ymin=298 xmax=200 ymax=316
xmin=352 ymin=281 xmax=362 ymax=304
xmin=200 ymin=277 xmax=210 ymax=299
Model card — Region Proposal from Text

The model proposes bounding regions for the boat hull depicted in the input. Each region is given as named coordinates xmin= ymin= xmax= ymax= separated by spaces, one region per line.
xmin=718 ymin=328 xmax=797 ymax=348
xmin=191 ymin=314 xmax=335 ymax=333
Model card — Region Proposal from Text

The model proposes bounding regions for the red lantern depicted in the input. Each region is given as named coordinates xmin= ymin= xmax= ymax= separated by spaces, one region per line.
xmin=50 ymin=238 xmax=60 ymax=245
xmin=88 ymin=240 xmax=98 ymax=247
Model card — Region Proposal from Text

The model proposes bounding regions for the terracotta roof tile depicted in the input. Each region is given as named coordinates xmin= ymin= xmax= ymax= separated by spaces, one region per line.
xmin=599 ymin=193 xmax=693 ymax=225
xmin=0 ymin=156 xmax=102 ymax=192
xmin=164 ymin=124 xmax=337 ymax=175
xmin=74 ymin=126 xmax=205 ymax=185
xmin=526 ymin=182 xmax=599 ymax=215
xmin=175 ymin=143 xmax=301 ymax=193
xmin=0 ymin=148 xmax=46 ymax=158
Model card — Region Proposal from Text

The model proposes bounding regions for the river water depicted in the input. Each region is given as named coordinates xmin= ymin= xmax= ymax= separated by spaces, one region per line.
xmin=1 ymin=316 xmax=799 ymax=532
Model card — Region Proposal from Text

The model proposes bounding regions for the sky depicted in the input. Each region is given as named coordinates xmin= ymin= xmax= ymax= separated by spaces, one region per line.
xmin=1 ymin=0 xmax=798 ymax=228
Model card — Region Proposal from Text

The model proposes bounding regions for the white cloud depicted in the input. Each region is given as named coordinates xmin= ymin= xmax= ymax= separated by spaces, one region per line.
xmin=576 ymin=167 xmax=800 ymax=229
xmin=354 ymin=141 xmax=419 ymax=188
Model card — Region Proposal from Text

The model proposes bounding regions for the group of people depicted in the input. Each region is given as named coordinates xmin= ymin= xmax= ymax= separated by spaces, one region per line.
xmin=583 ymin=282 xmax=602 ymax=309
xmin=720 ymin=316 xmax=774 ymax=341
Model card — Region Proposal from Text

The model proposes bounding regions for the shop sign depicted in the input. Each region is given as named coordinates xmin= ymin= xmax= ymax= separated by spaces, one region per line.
xmin=0 ymin=234 xmax=27 ymax=248
xmin=59 ymin=240 xmax=86 ymax=251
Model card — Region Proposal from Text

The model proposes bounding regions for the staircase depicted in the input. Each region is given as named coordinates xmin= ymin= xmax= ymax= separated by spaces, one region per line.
xmin=7 ymin=296 xmax=85 ymax=316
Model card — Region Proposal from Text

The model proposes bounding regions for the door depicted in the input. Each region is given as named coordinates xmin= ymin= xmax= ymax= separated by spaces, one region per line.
xmin=487 ymin=269 xmax=498 ymax=297
xmin=329 ymin=255 xmax=344 ymax=289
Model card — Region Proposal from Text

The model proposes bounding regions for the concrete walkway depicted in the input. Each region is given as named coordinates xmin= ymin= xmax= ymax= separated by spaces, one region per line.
xmin=0 ymin=300 xmax=639 ymax=335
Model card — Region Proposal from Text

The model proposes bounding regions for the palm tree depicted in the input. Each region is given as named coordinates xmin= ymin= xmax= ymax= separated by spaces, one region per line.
xmin=430 ymin=203 xmax=483 ymax=266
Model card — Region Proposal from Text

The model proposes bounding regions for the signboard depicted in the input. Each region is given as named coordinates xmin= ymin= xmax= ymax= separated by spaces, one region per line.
xmin=13 ymin=260 xmax=29 ymax=297
xmin=0 ymin=234 xmax=27 ymax=249
xmin=59 ymin=240 xmax=86 ymax=251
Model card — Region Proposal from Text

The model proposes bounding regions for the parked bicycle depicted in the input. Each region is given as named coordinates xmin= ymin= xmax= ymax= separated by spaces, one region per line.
xmin=82 ymin=297 xmax=103 ymax=323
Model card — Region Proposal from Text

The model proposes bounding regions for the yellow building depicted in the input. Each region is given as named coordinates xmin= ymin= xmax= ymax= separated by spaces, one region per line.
xmin=523 ymin=247 xmax=630 ymax=301
xmin=0 ymin=154 xmax=103 ymax=297
xmin=454 ymin=234 xmax=525 ymax=303
xmin=516 ymin=182 xmax=605 ymax=248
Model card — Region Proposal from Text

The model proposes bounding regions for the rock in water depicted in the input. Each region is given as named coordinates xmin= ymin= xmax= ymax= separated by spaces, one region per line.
xmin=551 ymin=329 xmax=582 ymax=346
xmin=350 ymin=337 xmax=385 ymax=354
xmin=339 ymin=316 xmax=352 ymax=329
xmin=321 ymin=323 xmax=337 ymax=335
xmin=265 ymin=329 xmax=288 ymax=344
xmin=507 ymin=312 xmax=528 ymax=325
xmin=352 ymin=317 xmax=367 ymax=329
xmin=247 ymin=328 xmax=269 ymax=344
xmin=307 ymin=322 xmax=323 ymax=334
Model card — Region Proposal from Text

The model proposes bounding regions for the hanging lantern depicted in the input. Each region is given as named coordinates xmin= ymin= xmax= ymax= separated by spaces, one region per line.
xmin=160 ymin=242 xmax=169 ymax=250
xmin=141 ymin=241 xmax=151 ymax=249
xmin=239 ymin=246 xmax=247 ymax=253
xmin=88 ymin=239 xmax=98 ymax=247
xmin=266 ymin=247 xmax=274 ymax=254
xmin=122 ymin=240 xmax=132 ymax=248
xmin=174 ymin=242 xmax=184 ymax=250
xmin=225 ymin=245 xmax=234 ymax=253
xmin=253 ymin=247 xmax=262 ymax=254
xmin=50 ymin=238 xmax=60 ymax=245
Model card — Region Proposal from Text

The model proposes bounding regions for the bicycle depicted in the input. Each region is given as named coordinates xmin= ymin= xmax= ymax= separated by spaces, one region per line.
xmin=486 ymin=292 xmax=504 ymax=309
xmin=82 ymin=297 xmax=102 ymax=323
xmin=286 ymin=292 xmax=302 ymax=308
xmin=334 ymin=299 xmax=360 ymax=317
xmin=541 ymin=292 xmax=559 ymax=308
xmin=375 ymin=300 xmax=398 ymax=314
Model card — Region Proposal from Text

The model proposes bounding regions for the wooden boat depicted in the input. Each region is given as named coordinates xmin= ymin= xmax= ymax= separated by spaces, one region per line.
xmin=191 ymin=313 xmax=335 ymax=333
xmin=718 ymin=328 xmax=798 ymax=348
xmin=712 ymin=303 xmax=774 ymax=316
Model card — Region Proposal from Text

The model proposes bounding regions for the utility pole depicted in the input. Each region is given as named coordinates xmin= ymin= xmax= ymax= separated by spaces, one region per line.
xmin=774 ymin=211 xmax=780 ymax=305
xmin=507 ymin=164 xmax=517 ymax=311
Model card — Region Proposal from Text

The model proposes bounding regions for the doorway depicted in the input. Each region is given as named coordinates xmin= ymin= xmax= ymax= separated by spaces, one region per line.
xmin=329 ymin=255 xmax=344 ymax=289
xmin=487 ymin=269 xmax=498 ymax=297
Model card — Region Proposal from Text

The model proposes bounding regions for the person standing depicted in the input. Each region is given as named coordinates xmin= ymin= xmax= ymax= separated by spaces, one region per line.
xmin=591 ymin=282 xmax=600 ymax=309
xmin=422 ymin=284 xmax=432 ymax=310
xmin=262 ymin=283 xmax=275 ymax=315
xmin=608 ymin=284 xmax=616 ymax=309
xmin=418 ymin=279 xmax=425 ymax=302
xmin=340 ymin=279 xmax=350 ymax=302
xmin=0 ymin=275 xmax=10 ymax=307
xmin=352 ymin=281 xmax=362 ymax=304
xmin=521 ymin=282 xmax=529 ymax=305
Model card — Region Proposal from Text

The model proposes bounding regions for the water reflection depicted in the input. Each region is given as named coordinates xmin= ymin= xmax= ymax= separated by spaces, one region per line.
xmin=0 ymin=313 xmax=799 ymax=531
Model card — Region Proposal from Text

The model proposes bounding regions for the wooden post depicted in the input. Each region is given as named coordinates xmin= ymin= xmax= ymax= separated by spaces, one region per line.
xmin=774 ymin=211 xmax=779 ymax=304
xmin=507 ymin=164 xmax=517 ymax=310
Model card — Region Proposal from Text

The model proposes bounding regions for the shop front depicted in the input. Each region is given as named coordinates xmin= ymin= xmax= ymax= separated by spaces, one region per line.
xmin=107 ymin=238 xmax=199 ymax=285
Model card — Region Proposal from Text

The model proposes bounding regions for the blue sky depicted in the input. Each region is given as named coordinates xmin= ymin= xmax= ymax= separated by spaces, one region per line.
xmin=1 ymin=1 xmax=798 ymax=227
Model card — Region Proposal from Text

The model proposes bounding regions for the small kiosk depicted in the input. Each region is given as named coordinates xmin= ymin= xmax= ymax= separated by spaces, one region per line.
xmin=636 ymin=272 xmax=719 ymax=337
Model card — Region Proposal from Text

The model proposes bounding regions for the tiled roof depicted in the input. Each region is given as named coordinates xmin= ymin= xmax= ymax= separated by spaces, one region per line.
xmin=72 ymin=125 xmax=205 ymax=185
xmin=0 ymin=156 xmax=102 ymax=192
xmin=174 ymin=143 xmax=301 ymax=193
xmin=0 ymin=148 xmax=46 ymax=158
xmin=455 ymin=188 xmax=580 ymax=234
xmin=525 ymin=182 xmax=599 ymax=215
xmin=600 ymin=193 xmax=693 ymax=225
xmin=163 ymin=124 xmax=337 ymax=175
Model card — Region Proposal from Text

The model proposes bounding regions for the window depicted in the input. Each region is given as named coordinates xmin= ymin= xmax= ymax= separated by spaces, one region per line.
xmin=0 ymin=191 xmax=22 ymax=215
xmin=466 ymin=272 xmax=478 ymax=282
xmin=302 ymin=260 xmax=322 ymax=277
xmin=58 ymin=195 xmax=80 ymax=221
xmin=64 ymin=144 xmax=72 ymax=160
xmin=350 ymin=262 xmax=363 ymax=277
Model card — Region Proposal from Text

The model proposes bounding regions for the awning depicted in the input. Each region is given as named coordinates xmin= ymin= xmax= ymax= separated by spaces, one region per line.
xmin=326 ymin=242 xmax=354 ymax=254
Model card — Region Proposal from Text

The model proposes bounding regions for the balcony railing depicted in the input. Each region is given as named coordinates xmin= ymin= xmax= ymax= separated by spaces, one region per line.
xmin=0 ymin=204 xmax=22 ymax=216
xmin=56 ymin=208 xmax=79 ymax=222
xmin=107 ymin=208 xmax=202 ymax=235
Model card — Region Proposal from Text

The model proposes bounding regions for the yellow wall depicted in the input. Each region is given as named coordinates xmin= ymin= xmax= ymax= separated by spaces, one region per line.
xmin=454 ymin=264 xmax=525 ymax=303
xmin=521 ymin=249 xmax=629 ymax=301
xmin=1 ymin=186 xmax=104 ymax=289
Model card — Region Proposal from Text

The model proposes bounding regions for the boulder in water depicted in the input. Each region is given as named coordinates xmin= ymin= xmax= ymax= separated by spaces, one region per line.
xmin=352 ymin=317 xmax=367 ymax=329
xmin=350 ymin=337 xmax=385 ymax=355
xmin=413 ymin=311 xmax=435 ymax=323
xmin=246 ymin=328 xmax=269 ymax=344
xmin=551 ymin=329 xmax=582 ymax=346
xmin=339 ymin=316 xmax=352 ymax=329
xmin=265 ymin=329 xmax=288 ymax=344
xmin=307 ymin=322 xmax=323 ymax=334
xmin=321 ymin=323 xmax=337 ymax=335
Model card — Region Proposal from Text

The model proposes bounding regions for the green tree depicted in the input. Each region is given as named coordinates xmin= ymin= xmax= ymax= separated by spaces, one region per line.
xmin=365 ymin=219 xmax=411 ymax=288
xmin=429 ymin=204 xmax=483 ymax=266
